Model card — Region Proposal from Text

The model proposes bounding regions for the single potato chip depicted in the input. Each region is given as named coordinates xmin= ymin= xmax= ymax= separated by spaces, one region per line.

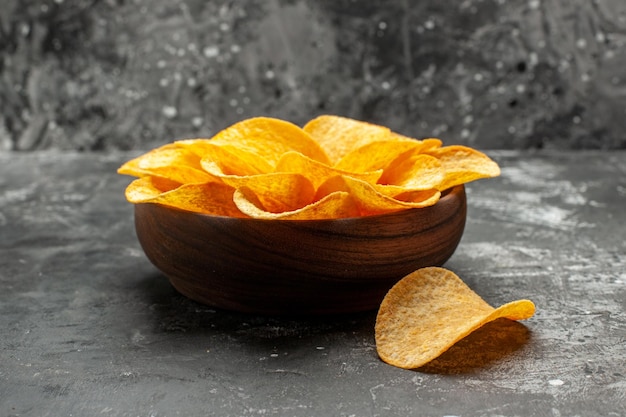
xmin=422 ymin=145 xmax=501 ymax=191
xmin=416 ymin=137 xmax=443 ymax=151
xmin=385 ymin=188 xmax=442 ymax=204
xmin=334 ymin=139 xmax=421 ymax=173
xmin=378 ymin=153 xmax=444 ymax=190
xmin=124 ymin=175 xmax=181 ymax=201
xmin=208 ymin=117 xmax=330 ymax=166
xmin=317 ymin=176 xmax=441 ymax=216
xmin=124 ymin=176 xmax=243 ymax=217
xmin=275 ymin=151 xmax=383 ymax=189
xmin=201 ymin=160 xmax=316 ymax=213
xmin=117 ymin=145 xmax=215 ymax=184
xmin=173 ymin=138 xmax=213 ymax=157
xmin=233 ymin=188 xmax=360 ymax=220
xmin=178 ymin=140 xmax=273 ymax=175
xmin=303 ymin=115 xmax=392 ymax=164
xmin=375 ymin=267 xmax=535 ymax=370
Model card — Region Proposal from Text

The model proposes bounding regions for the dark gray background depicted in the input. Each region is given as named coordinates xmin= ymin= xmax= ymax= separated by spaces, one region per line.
xmin=2 ymin=0 xmax=625 ymax=151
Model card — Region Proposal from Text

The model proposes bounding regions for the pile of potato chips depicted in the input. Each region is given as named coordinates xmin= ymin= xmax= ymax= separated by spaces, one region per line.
xmin=118 ymin=115 xmax=500 ymax=220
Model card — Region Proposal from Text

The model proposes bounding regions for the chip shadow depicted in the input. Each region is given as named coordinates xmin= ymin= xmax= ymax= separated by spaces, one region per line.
xmin=416 ymin=318 xmax=532 ymax=374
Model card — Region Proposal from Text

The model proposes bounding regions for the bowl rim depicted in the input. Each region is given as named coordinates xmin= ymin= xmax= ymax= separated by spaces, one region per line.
xmin=133 ymin=184 xmax=465 ymax=225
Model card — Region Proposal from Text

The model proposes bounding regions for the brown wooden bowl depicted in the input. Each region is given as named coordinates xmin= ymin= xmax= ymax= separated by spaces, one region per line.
xmin=134 ymin=185 xmax=466 ymax=315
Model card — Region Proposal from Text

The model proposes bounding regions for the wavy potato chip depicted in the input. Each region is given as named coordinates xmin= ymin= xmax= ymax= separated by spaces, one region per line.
xmin=423 ymin=145 xmax=501 ymax=191
xmin=202 ymin=144 xmax=273 ymax=176
xmin=234 ymin=188 xmax=359 ymax=220
xmin=209 ymin=117 xmax=330 ymax=166
xmin=124 ymin=175 xmax=181 ymax=201
xmin=334 ymin=139 xmax=421 ymax=173
xmin=415 ymin=137 xmax=443 ymax=151
xmin=378 ymin=153 xmax=443 ymax=190
xmin=173 ymin=138 xmax=213 ymax=157
xmin=118 ymin=145 xmax=215 ymax=184
xmin=125 ymin=176 xmax=243 ymax=217
xmin=317 ymin=176 xmax=441 ymax=216
xmin=375 ymin=267 xmax=535 ymax=370
xmin=385 ymin=188 xmax=442 ymax=204
xmin=275 ymin=151 xmax=383 ymax=189
xmin=304 ymin=115 xmax=392 ymax=164
xmin=202 ymin=160 xmax=316 ymax=213
xmin=178 ymin=140 xmax=273 ymax=176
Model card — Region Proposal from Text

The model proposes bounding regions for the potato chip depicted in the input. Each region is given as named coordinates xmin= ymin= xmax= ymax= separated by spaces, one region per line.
xmin=173 ymin=138 xmax=213 ymax=157
xmin=275 ymin=151 xmax=383 ymax=189
xmin=201 ymin=160 xmax=316 ymax=213
xmin=208 ymin=117 xmax=330 ymax=166
xmin=375 ymin=267 xmax=535 ymax=370
xmin=124 ymin=176 xmax=243 ymax=217
xmin=118 ymin=145 xmax=215 ymax=184
xmin=386 ymin=188 xmax=442 ymax=204
xmin=234 ymin=188 xmax=359 ymax=220
xmin=422 ymin=145 xmax=501 ymax=191
xmin=390 ymin=134 xmax=442 ymax=151
xmin=303 ymin=115 xmax=392 ymax=164
xmin=316 ymin=176 xmax=441 ymax=216
xmin=334 ymin=139 xmax=420 ymax=173
xmin=124 ymin=175 xmax=181 ymax=201
xmin=416 ymin=137 xmax=443 ymax=151
xmin=178 ymin=140 xmax=273 ymax=175
xmin=378 ymin=153 xmax=443 ymax=190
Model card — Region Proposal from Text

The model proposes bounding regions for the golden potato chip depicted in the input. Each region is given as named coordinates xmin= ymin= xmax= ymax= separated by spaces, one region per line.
xmin=369 ymin=183 xmax=441 ymax=204
xmin=375 ymin=267 xmax=535 ymax=370
xmin=423 ymin=145 xmax=501 ymax=191
xmin=378 ymin=153 xmax=443 ymax=190
xmin=124 ymin=176 xmax=243 ymax=217
xmin=303 ymin=115 xmax=392 ymax=164
xmin=390 ymin=134 xmax=442 ymax=151
xmin=173 ymin=138 xmax=213 ymax=157
xmin=201 ymin=160 xmax=315 ymax=213
xmin=275 ymin=151 xmax=383 ymax=189
xmin=334 ymin=139 xmax=420 ymax=173
xmin=178 ymin=140 xmax=273 ymax=175
xmin=234 ymin=188 xmax=359 ymax=220
xmin=208 ymin=117 xmax=330 ymax=166
xmin=316 ymin=176 xmax=441 ymax=216
xmin=417 ymin=137 xmax=443 ymax=151
xmin=384 ymin=188 xmax=442 ymax=204
xmin=117 ymin=145 xmax=215 ymax=184
xmin=124 ymin=176 xmax=181 ymax=201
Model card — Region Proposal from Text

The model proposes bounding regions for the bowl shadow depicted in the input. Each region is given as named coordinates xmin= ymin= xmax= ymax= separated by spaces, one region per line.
xmin=134 ymin=270 xmax=378 ymax=351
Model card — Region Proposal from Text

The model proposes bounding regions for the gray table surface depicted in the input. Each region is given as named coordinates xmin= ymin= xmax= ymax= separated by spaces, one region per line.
xmin=1 ymin=150 xmax=625 ymax=417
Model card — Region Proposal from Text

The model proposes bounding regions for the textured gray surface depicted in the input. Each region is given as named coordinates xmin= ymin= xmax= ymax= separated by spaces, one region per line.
xmin=1 ymin=150 xmax=625 ymax=416
xmin=1 ymin=0 xmax=626 ymax=151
